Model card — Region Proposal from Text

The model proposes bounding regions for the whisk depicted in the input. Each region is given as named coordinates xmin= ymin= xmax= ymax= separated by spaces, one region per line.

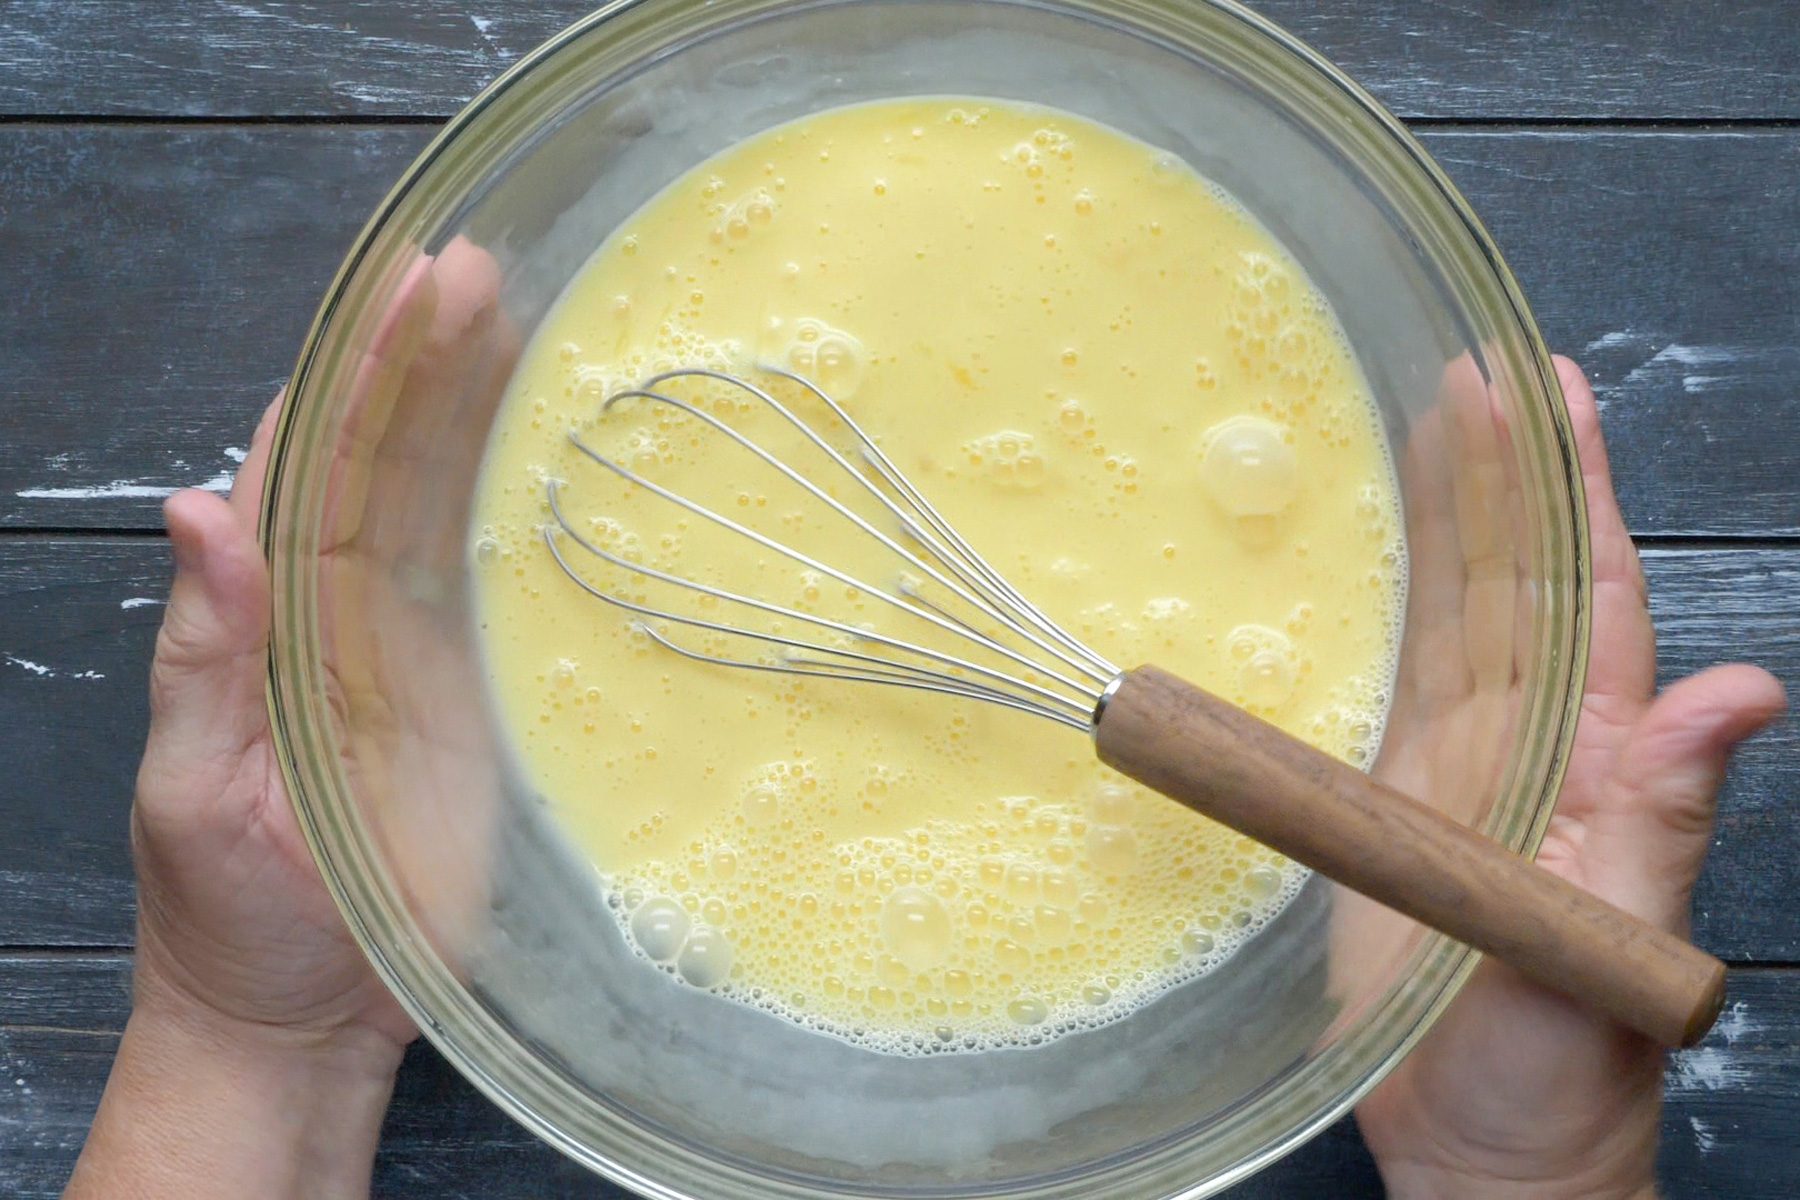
xmin=543 ymin=365 xmax=1724 ymax=1048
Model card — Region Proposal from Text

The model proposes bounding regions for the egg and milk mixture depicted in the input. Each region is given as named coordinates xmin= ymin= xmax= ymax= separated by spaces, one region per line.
xmin=472 ymin=99 xmax=1404 ymax=1052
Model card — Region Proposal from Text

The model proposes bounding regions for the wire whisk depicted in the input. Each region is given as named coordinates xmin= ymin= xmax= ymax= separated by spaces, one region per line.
xmin=541 ymin=364 xmax=1726 ymax=1050
xmin=544 ymin=365 xmax=1116 ymax=731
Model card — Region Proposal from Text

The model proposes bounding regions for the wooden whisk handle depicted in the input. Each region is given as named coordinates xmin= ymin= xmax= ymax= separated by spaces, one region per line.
xmin=1094 ymin=665 xmax=1726 ymax=1049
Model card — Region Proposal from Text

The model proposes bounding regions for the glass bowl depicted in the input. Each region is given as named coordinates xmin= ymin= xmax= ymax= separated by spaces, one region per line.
xmin=262 ymin=1 xmax=1589 ymax=1196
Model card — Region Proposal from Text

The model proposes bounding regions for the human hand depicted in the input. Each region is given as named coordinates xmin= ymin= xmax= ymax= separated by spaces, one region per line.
xmin=1355 ymin=356 xmax=1786 ymax=1198
xmin=130 ymin=396 xmax=416 ymax=1057
xmin=63 ymin=393 xmax=418 ymax=1200
xmin=68 ymin=237 xmax=515 ymax=1199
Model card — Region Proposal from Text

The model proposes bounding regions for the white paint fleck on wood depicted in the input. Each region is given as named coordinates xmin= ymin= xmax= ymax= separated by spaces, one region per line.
xmin=1584 ymin=330 xmax=1639 ymax=353
xmin=3 ymin=654 xmax=105 ymax=681
xmin=1715 ymin=1000 xmax=1760 ymax=1046
xmin=1668 ymin=1046 xmax=1753 ymax=1094
xmin=17 ymin=470 xmax=233 ymax=502
xmin=1620 ymin=343 xmax=1737 ymax=392
xmin=1582 ymin=338 xmax=1774 ymax=420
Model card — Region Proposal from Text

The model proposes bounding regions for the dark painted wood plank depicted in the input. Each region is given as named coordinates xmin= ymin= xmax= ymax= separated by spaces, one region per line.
xmin=0 ymin=0 xmax=583 ymax=119
xmin=1 ymin=1 xmax=1796 ymax=121
xmin=3 ymin=540 xmax=1794 ymax=957
xmin=1646 ymin=549 xmax=1800 ymax=962
xmin=1427 ymin=131 xmax=1800 ymax=540
xmin=1 ymin=127 xmax=1796 ymax=535
xmin=0 ymin=542 xmax=164 ymax=946
xmin=0 ymin=125 xmax=435 ymax=531
xmin=1273 ymin=0 xmax=1800 ymax=124
xmin=3 ymin=955 xmax=1792 ymax=1198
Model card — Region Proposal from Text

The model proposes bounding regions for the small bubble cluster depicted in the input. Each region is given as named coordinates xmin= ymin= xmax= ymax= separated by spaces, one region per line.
xmin=603 ymin=776 xmax=1305 ymax=1054
xmin=963 ymin=430 xmax=1046 ymax=490
xmin=708 ymin=184 xmax=780 ymax=244
xmin=1225 ymin=624 xmax=1304 ymax=714
xmin=774 ymin=316 xmax=866 ymax=398
xmin=623 ymin=892 xmax=738 ymax=987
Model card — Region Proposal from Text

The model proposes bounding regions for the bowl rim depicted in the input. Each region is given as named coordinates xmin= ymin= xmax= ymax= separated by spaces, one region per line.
xmin=261 ymin=1 xmax=1590 ymax=1196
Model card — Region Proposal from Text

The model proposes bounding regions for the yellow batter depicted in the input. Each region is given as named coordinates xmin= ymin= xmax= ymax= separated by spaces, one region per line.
xmin=472 ymin=98 xmax=1403 ymax=1052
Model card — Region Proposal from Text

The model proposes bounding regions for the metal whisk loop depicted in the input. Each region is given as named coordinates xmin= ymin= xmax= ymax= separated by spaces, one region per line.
xmin=562 ymin=436 xmax=1095 ymax=702
xmin=641 ymin=367 xmax=1116 ymax=687
xmin=543 ymin=365 xmax=1116 ymax=727
xmin=544 ymin=482 xmax=1092 ymax=722
xmin=755 ymin=366 xmax=1116 ymax=682
xmin=590 ymin=376 xmax=1106 ymax=690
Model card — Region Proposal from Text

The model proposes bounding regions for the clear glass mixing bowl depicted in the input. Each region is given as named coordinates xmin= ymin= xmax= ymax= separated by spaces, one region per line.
xmin=263 ymin=1 xmax=1589 ymax=1195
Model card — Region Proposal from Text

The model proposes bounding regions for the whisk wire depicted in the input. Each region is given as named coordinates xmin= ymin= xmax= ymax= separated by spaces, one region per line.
xmin=872 ymin=454 xmax=1116 ymax=681
xmin=640 ymin=626 xmax=1090 ymax=731
xmin=545 ymin=365 xmax=1119 ymax=727
xmin=640 ymin=368 xmax=1116 ymax=686
xmin=545 ymin=482 xmax=1095 ymax=719
xmin=596 ymin=381 xmax=1107 ymax=688
xmin=563 ymin=435 xmax=1096 ymax=702
xmin=759 ymin=367 xmax=1118 ymax=682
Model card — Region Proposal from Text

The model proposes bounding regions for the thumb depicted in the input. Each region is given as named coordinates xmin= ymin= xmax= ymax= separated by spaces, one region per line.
xmin=1583 ymin=663 xmax=1786 ymax=933
xmin=141 ymin=488 xmax=272 ymax=798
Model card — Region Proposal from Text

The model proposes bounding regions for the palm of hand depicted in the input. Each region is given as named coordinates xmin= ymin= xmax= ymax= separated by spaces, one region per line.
xmin=1356 ymin=358 xmax=1783 ymax=1195
xmin=132 ymin=420 xmax=416 ymax=1049
xmin=130 ymin=238 xmax=512 ymax=1055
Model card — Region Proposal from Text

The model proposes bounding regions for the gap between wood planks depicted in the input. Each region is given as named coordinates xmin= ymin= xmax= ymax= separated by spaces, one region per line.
xmin=2 ymin=115 xmax=1800 ymax=130
xmin=5 ymin=531 xmax=1798 ymax=547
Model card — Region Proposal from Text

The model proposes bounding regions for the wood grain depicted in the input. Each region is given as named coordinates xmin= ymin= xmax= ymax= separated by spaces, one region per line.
xmin=1428 ymin=131 xmax=1800 ymax=539
xmin=2 ymin=4 xmax=1793 ymax=1196
xmin=3 ymin=955 xmax=1790 ymax=1198
xmin=1096 ymin=665 xmax=1727 ymax=1048
xmin=1 ymin=1 xmax=1795 ymax=121
xmin=2 ymin=540 xmax=1794 ymax=957
xmin=0 ymin=125 xmax=434 ymax=535
xmin=0 ymin=540 xmax=164 ymax=947
xmin=1 ymin=127 xmax=1796 ymax=534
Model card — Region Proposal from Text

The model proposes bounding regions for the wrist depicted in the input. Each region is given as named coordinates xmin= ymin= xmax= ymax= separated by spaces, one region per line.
xmin=1378 ymin=1159 xmax=1658 ymax=1200
xmin=68 ymin=975 xmax=404 ymax=1199
xmin=131 ymin=946 xmax=409 ymax=1079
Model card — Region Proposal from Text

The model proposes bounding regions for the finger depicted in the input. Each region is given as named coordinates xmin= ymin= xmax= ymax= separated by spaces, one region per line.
xmin=1555 ymin=355 xmax=1645 ymax=600
xmin=140 ymin=488 xmax=272 ymax=805
xmin=1445 ymin=372 xmax=1517 ymax=693
xmin=389 ymin=237 xmax=513 ymax=573
xmin=321 ymin=256 xmax=439 ymax=555
xmin=425 ymin=235 xmax=504 ymax=348
xmin=1582 ymin=663 xmax=1787 ymax=932
xmin=226 ymin=390 xmax=286 ymax=530
xmin=1556 ymin=355 xmax=1657 ymax=719
xmin=1391 ymin=393 xmax=1474 ymax=713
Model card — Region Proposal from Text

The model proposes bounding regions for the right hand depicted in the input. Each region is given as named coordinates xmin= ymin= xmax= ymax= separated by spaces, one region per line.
xmin=1356 ymin=356 xmax=1785 ymax=1198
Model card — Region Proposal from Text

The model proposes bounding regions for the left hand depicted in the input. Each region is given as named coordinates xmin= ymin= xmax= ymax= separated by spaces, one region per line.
xmin=131 ymin=392 xmax=418 ymax=1059
xmin=69 ymin=237 xmax=512 ymax=1199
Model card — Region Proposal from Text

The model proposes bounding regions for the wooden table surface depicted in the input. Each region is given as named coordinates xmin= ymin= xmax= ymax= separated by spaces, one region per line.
xmin=2 ymin=2 xmax=1795 ymax=1195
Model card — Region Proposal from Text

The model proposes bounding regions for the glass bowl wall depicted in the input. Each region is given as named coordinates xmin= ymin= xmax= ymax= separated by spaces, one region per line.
xmin=263 ymin=2 xmax=1587 ymax=1196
